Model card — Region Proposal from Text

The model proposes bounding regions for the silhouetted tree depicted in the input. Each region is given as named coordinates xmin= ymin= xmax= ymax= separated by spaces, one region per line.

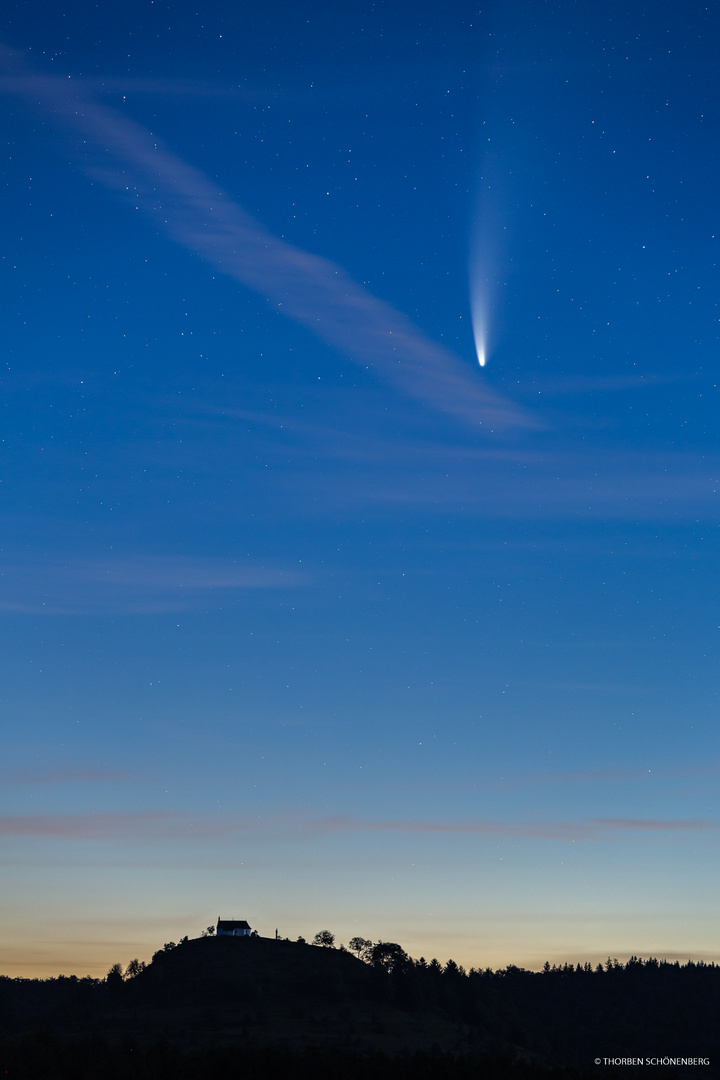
xmin=124 ymin=958 xmax=145 ymax=979
xmin=369 ymin=942 xmax=411 ymax=974
xmin=349 ymin=936 xmax=372 ymax=960
xmin=312 ymin=930 xmax=335 ymax=948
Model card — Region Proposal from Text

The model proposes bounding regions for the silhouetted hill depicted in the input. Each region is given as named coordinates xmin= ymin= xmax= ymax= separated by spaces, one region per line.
xmin=1 ymin=938 xmax=718 ymax=1078
xmin=140 ymin=933 xmax=375 ymax=1013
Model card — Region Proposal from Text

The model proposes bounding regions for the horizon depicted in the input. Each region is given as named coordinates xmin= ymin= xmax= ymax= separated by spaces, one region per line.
xmin=5 ymin=920 xmax=720 ymax=982
xmin=4 ymin=914 xmax=720 ymax=981
xmin=2 ymin=0 xmax=720 ymax=980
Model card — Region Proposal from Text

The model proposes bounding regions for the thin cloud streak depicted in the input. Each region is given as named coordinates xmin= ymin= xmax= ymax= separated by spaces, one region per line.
xmin=180 ymin=396 xmax=720 ymax=519
xmin=1 ymin=812 xmax=716 ymax=843
xmin=316 ymin=816 xmax=719 ymax=841
xmin=73 ymin=555 xmax=300 ymax=590
xmin=591 ymin=818 xmax=716 ymax=831
xmin=487 ymin=764 xmax=720 ymax=790
xmin=172 ymin=378 xmax=720 ymax=514
xmin=0 ymin=814 xmax=239 ymax=840
xmin=0 ymin=47 xmax=534 ymax=433
xmin=273 ymin=442 xmax=720 ymax=519
xmin=1 ymin=768 xmax=129 ymax=786
xmin=0 ymin=554 xmax=301 ymax=615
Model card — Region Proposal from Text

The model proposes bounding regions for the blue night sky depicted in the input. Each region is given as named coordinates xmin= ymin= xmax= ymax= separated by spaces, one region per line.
xmin=2 ymin=0 xmax=720 ymax=975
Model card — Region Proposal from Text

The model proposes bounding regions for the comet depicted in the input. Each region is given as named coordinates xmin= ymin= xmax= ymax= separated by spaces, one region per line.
xmin=469 ymin=278 xmax=488 ymax=368
xmin=474 ymin=324 xmax=487 ymax=368
xmin=469 ymin=168 xmax=502 ymax=371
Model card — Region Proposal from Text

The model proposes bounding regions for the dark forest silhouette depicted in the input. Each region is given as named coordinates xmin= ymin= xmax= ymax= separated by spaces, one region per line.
xmin=1 ymin=933 xmax=716 ymax=1078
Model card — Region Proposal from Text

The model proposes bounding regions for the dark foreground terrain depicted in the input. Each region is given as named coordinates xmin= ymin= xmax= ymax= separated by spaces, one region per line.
xmin=1 ymin=936 xmax=717 ymax=1078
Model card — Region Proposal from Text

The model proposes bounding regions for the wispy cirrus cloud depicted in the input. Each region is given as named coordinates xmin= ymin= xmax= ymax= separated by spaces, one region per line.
xmin=0 ymin=46 xmax=533 ymax=434
xmin=490 ymin=763 xmax=720 ymax=789
xmin=313 ymin=815 xmax=720 ymax=841
xmin=0 ymin=814 xmax=208 ymax=840
xmin=268 ymin=436 xmax=720 ymax=520
xmin=0 ymin=554 xmax=301 ymax=614
xmin=590 ymin=818 xmax=715 ymax=832
xmin=1 ymin=812 xmax=716 ymax=843
xmin=175 ymin=390 xmax=720 ymax=519
xmin=0 ymin=768 xmax=130 ymax=786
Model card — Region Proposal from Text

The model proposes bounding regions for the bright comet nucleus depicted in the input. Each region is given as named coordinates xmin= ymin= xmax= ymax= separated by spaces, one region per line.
xmin=470 ymin=286 xmax=488 ymax=368
xmin=469 ymin=256 xmax=489 ymax=369
xmin=476 ymin=338 xmax=486 ymax=367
